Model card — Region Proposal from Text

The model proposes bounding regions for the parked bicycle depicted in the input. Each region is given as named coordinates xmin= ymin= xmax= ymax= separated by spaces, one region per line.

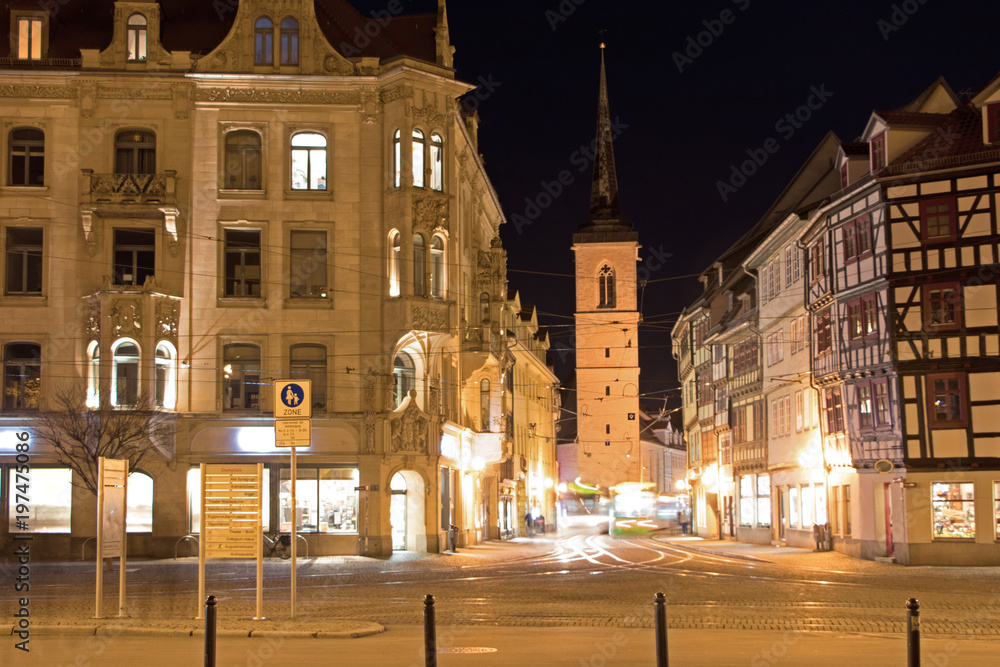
xmin=262 ymin=531 xmax=291 ymax=559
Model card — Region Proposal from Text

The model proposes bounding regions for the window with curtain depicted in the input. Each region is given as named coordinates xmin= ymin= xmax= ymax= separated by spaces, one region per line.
xmin=155 ymin=342 xmax=176 ymax=410
xmin=17 ymin=16 xmax=43 ymax=60
xmin=290 ymin=132 xmax=327 ymax=191
xmin=430 ymin=236 xmax=445 ymax=298
xmin=114 ymin=130 xmax=156 ymax=174
xmin=9 ymin=128 xmax=44 ymax=186
xmin=411 ymin=129 xmax=425 ymax=188
xmin=111 ymin=339 xmax=139 ymax=406
xmin=87 ymin=341 xmax=100 ymax=408
xmin=126 ymin=14 xmax=147 ymax=61
xmin=223 ymin=130 xmax=262 ymax=190
xmin=430 ymin=133 xmax=443 ymax=191
xmin=223 ymin=344 xmax=261 ymax=411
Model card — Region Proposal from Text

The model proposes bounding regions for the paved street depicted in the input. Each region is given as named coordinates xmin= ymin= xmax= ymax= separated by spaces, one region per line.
xmin=4 ymin=529 xmax=1000 ymax=664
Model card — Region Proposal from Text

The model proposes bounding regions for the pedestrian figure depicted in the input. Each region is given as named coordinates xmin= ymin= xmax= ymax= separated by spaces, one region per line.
xmin=524 ymin=510 xmax=534 ymax=537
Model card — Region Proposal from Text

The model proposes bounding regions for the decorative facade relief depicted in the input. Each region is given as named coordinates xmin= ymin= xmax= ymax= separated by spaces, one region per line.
xmin=195 ymin=88 xmax=359 ymax=105
xmin=361 ymin=86 xmax=380 ymax=124
xmin=86 ymin=298 xmax=101 ymax=340
xmin=412 ymin=101 xmax=445 ymax=129
xmin=382 ymin=85 xmax=414 ymax=105
xmin=109 ymin=298 xmax=143 ymax=337
xmin=171 ymin=84 xmax=192 ymax=119
xmin=390 ymin=398 xmax=429 ymax=454
xmin=155 ymin=300 xmax=179 ymax=340
xmin=79 ymin=81 xmax=97 ymax=118
xmin=413 ymin=305 xmax=449 ymax=333
xmin=412 ymin=192 xmax=450 ymax=235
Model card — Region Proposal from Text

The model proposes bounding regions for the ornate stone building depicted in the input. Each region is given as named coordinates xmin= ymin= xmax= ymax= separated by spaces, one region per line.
xmin=0 ymin=0 xmax=525 ymax=558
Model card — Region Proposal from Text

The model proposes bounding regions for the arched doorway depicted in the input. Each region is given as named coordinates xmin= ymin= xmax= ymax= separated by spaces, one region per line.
xmin=389 ymin=470 xmax=426 ymax=551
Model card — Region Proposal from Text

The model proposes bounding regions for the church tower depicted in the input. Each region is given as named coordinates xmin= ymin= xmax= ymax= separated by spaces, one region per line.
xmin=570 ymin=45 xmax=641 ymax=491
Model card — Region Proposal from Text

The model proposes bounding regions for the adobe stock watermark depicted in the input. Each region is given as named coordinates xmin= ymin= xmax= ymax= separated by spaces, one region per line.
xmin=877 ymin=0 xmax=932 ymax=41
xmin=509 ymin=117 xmax=629 ymax=234
xmin=546 ymin=0 xmax=586 ymax=31
xmin=672 ymin=0 xmax=752 ymax=73
xmin=716 ymin=84 xmax=834 ymax=202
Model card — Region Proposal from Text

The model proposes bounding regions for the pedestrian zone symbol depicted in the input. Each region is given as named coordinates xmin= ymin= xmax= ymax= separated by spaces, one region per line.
xmin=281 ymin=383 xmax=304 ymax=408
xmin=274 ymin=379 xmax=310 ymax=418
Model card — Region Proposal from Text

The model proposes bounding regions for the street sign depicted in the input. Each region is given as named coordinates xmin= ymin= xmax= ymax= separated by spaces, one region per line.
xmin=274 ymin=380 xmax=311 ymax=419
xmin=275 ymin=419 xmax=311 ymax=448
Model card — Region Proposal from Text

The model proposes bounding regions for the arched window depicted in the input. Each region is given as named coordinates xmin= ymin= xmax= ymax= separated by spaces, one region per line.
xmin=114 ymin=130 xmax=155 ymax=174
xmin=291 ymin=344 xmax=327 ymax=412
xmin=3 ymin=342 xmax=40 ymax=411
xmin=480 ymin=379 xmax=491 ymax=431
xmin=392 ymin=352 xmax=415 ymax=408
xmin=430 ymin=236 xmax=445 ymax=299
xmin=480 ymin=292 xmax=490 ymax=323
xmin=430 ymin=133 xmax=443 ymax=191
xmin=127 ymin=14 xmax=147 ymax=61
xmin=9 ymin=128 xmax=44 ymax=186
xmin=411 ymin=129 xmax=425 ymax=188
xmin=111 ymin=339 xmax=140 ymax=406
xmin=389 ymin=231 xmax=401 ymax=297
xmin=87 ymin=341 xmax=100 ymax=408
xmin=224 ymin=130 xmax=262 ymax=190
xmin=290 ymin=132 xmax=327 ymax=191
xmin=392 ymin=130 xmax=401 ymax=188
xmin=412 ymin=234 xmax=426 ymax=297
xmin=280 ymin=18 xmax=299 ymax=65
xmin=127 ymin=472 xmax=153 ymax=532
xmin=223 ymin=343 xmax=261 ymax=411
xmin=254 ymin=17 xmax=273 ymax=65
xmin=155 ymin=341 xmax=176 ymax=410
xmin=598 ymin=264 xmax=615 ymax=308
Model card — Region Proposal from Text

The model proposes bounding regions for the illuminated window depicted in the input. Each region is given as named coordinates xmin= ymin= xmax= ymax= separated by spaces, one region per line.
xmin=126 ymin=14 xmax=147 ymax=61
xmin=9 ymin=128 xmax=44 ymax=186
xmin=8 ymin=468 xmax=71 ymax=532
xmin=223 ymin=131 xmax=262 ymax=190
xmin=874 ymin=379 xmax=891 ymax=428
xmin=3 ymin=342 xmax=40 ymax=411
xmin=927 ymin=373 xmax=967 ymax=428
xmin=154 ymin=341 xmax=176 ymax=410
xmin=739 ymin=476 xmax=754 ymax=526
xmin=279 ymin=467 xmax=358 ymax=533
xmin=412 ymin=129 xmax=425 ymax=188
xmin=254 ymin=17 xmax=273 ymax=65
xmin=388 ymin=231 xmax=401 ymax=296
xmin=392 ymin=352 xmax=415 ymax=408
xmin=430 ymin=133 xmax=443 ymax=191
xmin=921 ymin=198 xmax=957 ymax=243
xmin=127 ymin=472 xmax=153 ymax=532
xmin=924 ymin=282 xmax=961 ymax=330
xmin=480 ymin=378 xmax=491 ymax=431
xmin=111 ymin=339 xmax=139 ymax=406
xmin=17 ymin=16 xmax=42 ymax=60
xmin=598 ymin=264 xmax=615 ymax=308
xmin=932 ymin=482 xmax=975 ymax=539
xmin=290 ymin=344 xmax=326 ymax=412
xmin=223 ymin=344 xmax=261 ymax=411
xmin=280 ymin=17 xmax=298 ymax=65
xmin=393 ymin=130 xmax=401 ymax=188
xmin=87 ymin=341 xmax=100 ymax=408
xmin=290 ymin=132 xmax=327 ymax=191
xmin=113 ymin=228 xmax=155 ymax=286
xmin=857 ymin=382 xmax=873 ymax=429
xmin=430 ymin=236 xmax=445 ymax=299
xmin=114 ymin=130 xmax=156 ymax=174
xmin=289 ymin=230 xmax=327 ymax=298
xmin=757 ymin=475 xmax=771 ymax=527
xmin=5 ymin=226 xmax=42 ymax=294
xmin=224 ymin=229 xmax=261 ymax=297
xmin=413 ymin=234 xmax=426 ymax=297
xmin=188 ymin=467 xmax=270 ymax=534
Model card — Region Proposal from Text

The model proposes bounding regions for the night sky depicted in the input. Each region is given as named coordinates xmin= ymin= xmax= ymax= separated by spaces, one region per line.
xmin=352 ymin=0 xmax=1000 ymax=413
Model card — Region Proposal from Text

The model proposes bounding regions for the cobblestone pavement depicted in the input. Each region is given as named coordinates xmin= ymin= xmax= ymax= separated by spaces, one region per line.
xmin=5 ymin=531 xmax=1000 ymax=638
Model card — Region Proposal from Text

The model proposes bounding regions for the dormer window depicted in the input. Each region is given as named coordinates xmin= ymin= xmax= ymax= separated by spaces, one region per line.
xmin=127 ymin=14 xmax=147 ymax=62
xmin=16 ymin=15 xmax=43 ymax=60
xmin=280 ymin=18 xmax=299 ymax=65
xmin=987 ymin=103 xmax=1000 ymax=144
xmin=871 ymin=132 xmax=886 ymax=171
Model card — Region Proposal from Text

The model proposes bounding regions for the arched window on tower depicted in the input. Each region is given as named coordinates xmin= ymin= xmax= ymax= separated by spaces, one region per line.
xmin=430 ymin=236 xmax=445 ymax=299
xmin=430 ymin=133 xmax=443 ymax=191
xmin=412 ymin=129 xmax=425 ymax=188
xmin=280 ymin=17 xmax=298 ymax=65
xmin=598 ymin=264 xmax=615 ymax=308
xmin=388 ymin=230 xmax=401 ymax=297
xmin=413 ymin=234 xmax=425 ymax=297
xmin=480 ymin=379 xmax=491 ymax=431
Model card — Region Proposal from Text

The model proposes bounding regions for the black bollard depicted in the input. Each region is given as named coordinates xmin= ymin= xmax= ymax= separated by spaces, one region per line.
xmin=205 ymin=595 xmax=217 ymax=667
xmin=654 ymin=591 xmax=668 ymax=667
xmin=906 ymin=598 xmax=920 ymax=667
xmin=424 ymin=594 xmax=437 ymax=667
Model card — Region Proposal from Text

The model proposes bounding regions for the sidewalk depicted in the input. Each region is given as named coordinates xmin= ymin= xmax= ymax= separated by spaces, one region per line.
xmin=657 ymin=535 xmax=817 ymax=562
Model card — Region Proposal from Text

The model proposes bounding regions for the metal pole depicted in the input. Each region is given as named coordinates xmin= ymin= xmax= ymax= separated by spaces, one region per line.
xmin=95 ymin=457 xmax=105 ymax=619
xmin=291 ymin=445 xmax=297 ymax=619
xmin=255 ymin=462 xmax=263 ymax=620
xmin=424 ymin=594 xmax=437 ymax=667
xmin=654 ymin=591 xmax=668 ymax=667
xmin=204 ymin=595 xmax=217 ymax=667
xmin=906 ymin=597 xmax=920 ymax=667
xmin=197 ymin=463 xmax=206 ymax=620
xmin=119 ymin=461 xmax=128 ymax=618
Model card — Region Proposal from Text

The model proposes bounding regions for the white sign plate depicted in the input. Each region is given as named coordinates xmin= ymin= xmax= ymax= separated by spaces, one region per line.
xmin=275 ymin=419 xmax=311 ymax=447
xmin=274 ymin=380 xmax=311 ymax=419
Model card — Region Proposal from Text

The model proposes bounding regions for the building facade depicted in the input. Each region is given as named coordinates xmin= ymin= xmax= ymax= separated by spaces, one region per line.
xmin=0 ymin=0 xmax=549 ymax=559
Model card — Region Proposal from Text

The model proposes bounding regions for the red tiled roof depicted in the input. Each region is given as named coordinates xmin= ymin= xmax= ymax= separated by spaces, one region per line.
xmin=888 ymin=104 xmax=988 ymax=171
xmin=874 ymin=110 xmax=950 ymax=127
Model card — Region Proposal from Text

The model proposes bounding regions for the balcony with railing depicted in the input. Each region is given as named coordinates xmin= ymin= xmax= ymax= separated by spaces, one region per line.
xmin=81 ymin=170 xmax=177 ymax=207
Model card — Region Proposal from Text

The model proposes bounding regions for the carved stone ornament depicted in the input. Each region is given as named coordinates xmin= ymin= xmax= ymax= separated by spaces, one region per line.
xmin=413 ymin=305 xmax=448 ymax=333
xmin=110 ymin=298 xmax=143 ymax=337
xmin=194 ymin=88 xmax=360 ymax=105
xmin=0 ymin=85 xmax=76 ymax=100
xmin=412 ymin=192 xmax=449 ymax=235
xmin=86 ymin=298 xmax=101 ymax=339
xmin=172 ymin=84 xmax=192 ymax=120
xmin=79 ymin=81 xmax=97 ymax=118
xmin=382 ymin=85 xmax=414 ymax=105
xmin=361 ymin=86 xmax=380 ymax=125
xmin=412 ymin=101 xmax=445 ymax=129
xmin=390 ymin=396 xmax=428 ymax=454
xmin=156 ymin=300 xmax=179 ymax=340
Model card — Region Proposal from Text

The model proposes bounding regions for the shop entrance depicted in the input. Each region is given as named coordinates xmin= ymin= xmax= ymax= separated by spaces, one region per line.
xmin=389 ymin=470 xmax=426 ymax=551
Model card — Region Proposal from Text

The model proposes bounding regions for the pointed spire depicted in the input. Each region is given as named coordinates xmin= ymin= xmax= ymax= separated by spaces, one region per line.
xmin=435 ymin=0 xmax=455 ymax=68
xmin=581 ymin=43 xmax=630 ymax=233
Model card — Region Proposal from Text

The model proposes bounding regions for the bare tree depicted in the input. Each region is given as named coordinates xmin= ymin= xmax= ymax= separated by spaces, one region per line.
xmin=32 ymin=385 xmax=174 ymax=496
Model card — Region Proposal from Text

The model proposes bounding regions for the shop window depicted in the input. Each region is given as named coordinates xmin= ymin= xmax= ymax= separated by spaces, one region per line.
xmin=923 ymin=282 xmax=961 ymax=330
xmin=223 ymin=343 xmax=261 ymax=411
xmin=9 ymin=128 xmax=44 ymax=186
xmin=254 ymin=17 xmax=273 ymax=65
xmin=113 ymin=228 xmax=155 ymax=286
xmin=388 ymin=231 xmax=401 ymax=296
xmin=114 ymin=130 xmax=156 ymax=174
xmin=598 ymin=264 xmax=615 ymax=308
xmin=3 ymin=342 xmax=40 ymax=411
xmin=155 ymin=341 xmax=176 ymax=410
xmin=932 ymin=482 xmax=975 ymax=539
xmin=289 ymin=230 xmax=327 ymax=298
xmin=480 ymin=378 xmax=491 ymax=431
xmin=5 ymin=226 xmax=42 ymax=294
xmin=223 ymin=131 xmax=262 ymax=190
xmin=757 ymin=474 xmax=771 ymax=526
xmin=279 ymin=467 xmax=358 ymax=533
xmin=926 ymin=373 xmax=967 ymax=428
xmin=920 ymin=197 xmax=957 ymax=243
xmin=411 ymin=129 xmax=425 ymax=188
xmin=87 ymin=341 xmax=100 ymax=408
xmin=788 ymin=486 xmax=799 ymax=529
xmin=290 ymin=344 xmax=326 ymax=412
xmin=279 ymin=17 xmax=298 ymax=65
xmin=739 ymin=476 xmax=754 ymax=526
xmin=430 ymin=133 xmax=444 ymax=191
xmin=413 ymin=234 xmax=426 ymax=297
xmin=430 ymin=236 xmax=445 ymax=299
xmin=8 ymin=468 xmax=71 ymax=532
xmin=392 ymin=352 xmax=415 ymax=408
xmin=994 ymin=481 xmax=1000 ymax=541
xmin=111 ymin=339 xmax=139 ymax=406
xmin=224 ymin=229 xmax=261 ymax=297
xmin=843 ymin=485 xmax=851 ymax=535
xmin=126 ymin=14 xmax=147 ymax=61
xmin=290 ymin=132 xmax=326 ymax=191
xmin=127 ymin=472 xmax=153 ymax=532
xmin=187 ymin=467 xmax=270 ymax=533
xmin=16 ymin=15 xmax=43 ymax=60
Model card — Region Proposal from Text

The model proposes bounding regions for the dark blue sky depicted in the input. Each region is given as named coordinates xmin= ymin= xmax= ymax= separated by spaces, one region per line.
xmin=353 ymin=0 xmax=1000 ymax=409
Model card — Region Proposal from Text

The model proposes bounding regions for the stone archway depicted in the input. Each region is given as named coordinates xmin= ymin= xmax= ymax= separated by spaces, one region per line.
xmin=390 ymin=470 xmax=427 ymax=552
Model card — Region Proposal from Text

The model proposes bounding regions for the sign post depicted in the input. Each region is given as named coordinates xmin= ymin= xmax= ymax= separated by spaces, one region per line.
xmin=95 ymin=457 xmax=127 ymax=619
xmin=274 ymin=379 xmax=311 ymax=619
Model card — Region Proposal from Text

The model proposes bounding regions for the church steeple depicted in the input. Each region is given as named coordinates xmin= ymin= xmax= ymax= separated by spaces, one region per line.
xmin=580 ymin=44 xmax=630 ymax=233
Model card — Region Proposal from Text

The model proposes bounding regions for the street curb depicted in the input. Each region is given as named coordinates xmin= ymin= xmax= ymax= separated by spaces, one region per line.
xmin=6 ymin=622 xmax=386 ymax=640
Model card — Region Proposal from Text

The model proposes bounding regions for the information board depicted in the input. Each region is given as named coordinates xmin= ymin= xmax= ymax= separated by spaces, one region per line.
xmin=100 ymin=459 xmax=127 ymax=558
xmin=203 ymin=464 xmax=262 ymax=559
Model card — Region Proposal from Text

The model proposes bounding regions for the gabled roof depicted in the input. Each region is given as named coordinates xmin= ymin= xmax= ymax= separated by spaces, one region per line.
xmin=887 ymin=104 xmax=989 ymax=173
xmin=840 ymin=141 xmax=870 ymax=157
xmin=872 ymin=110 xmax=950 ymax=127
xmin=898 ymin=76 xmax=960 ymax=113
